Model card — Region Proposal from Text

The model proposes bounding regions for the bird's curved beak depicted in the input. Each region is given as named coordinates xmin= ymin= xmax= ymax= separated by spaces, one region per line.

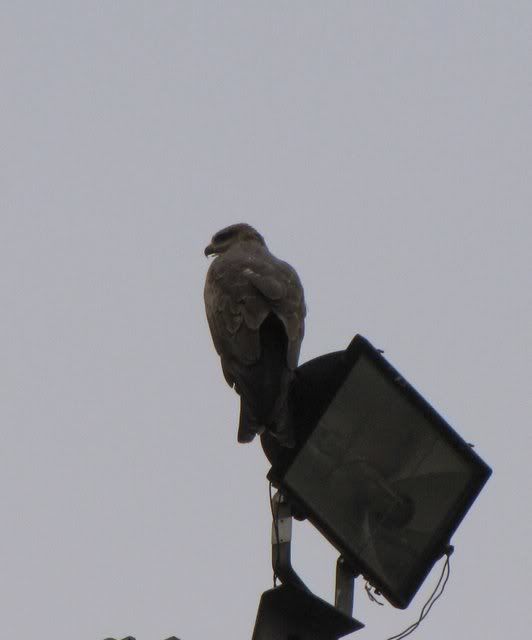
xmin=204 ymin=243 xmax=215 ymax=257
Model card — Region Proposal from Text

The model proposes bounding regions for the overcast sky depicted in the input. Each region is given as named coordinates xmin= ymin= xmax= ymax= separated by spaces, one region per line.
xmin=2 ymin=3 xmax=531 ymax=639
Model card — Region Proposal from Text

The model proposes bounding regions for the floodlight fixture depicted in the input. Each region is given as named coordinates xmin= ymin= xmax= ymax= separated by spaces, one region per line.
xmin=263 ymin=335 xmax=492 ymax=610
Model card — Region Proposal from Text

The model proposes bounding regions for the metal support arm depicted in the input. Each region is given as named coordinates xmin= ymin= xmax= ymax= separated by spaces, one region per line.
xmin=270 ymin=491 xmax=309 ymax=592
xmin=335 ymin=556 xmax=358 ymax=617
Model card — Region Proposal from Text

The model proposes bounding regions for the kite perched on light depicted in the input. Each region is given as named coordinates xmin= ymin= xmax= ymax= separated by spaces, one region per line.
xmin=204 ymin=223 xmax=306 ymax=446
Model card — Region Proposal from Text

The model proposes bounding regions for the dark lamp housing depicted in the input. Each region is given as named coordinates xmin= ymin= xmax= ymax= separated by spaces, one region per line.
xmin=263 ymin=335 xmax=492 ymax=610
xmin=253 ymin=584 xmax=363 ymax=640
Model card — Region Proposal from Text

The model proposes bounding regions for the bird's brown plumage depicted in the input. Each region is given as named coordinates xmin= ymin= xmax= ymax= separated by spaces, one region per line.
xmin=204 ymin=223 xmax=306 ymax=444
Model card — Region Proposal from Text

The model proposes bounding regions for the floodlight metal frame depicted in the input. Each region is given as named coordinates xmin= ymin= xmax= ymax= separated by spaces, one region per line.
xmin=265 ymin=335 xmax=492 ymax=609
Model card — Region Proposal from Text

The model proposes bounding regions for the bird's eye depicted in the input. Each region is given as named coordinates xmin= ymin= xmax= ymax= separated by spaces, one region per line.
xmin=214 ymin=230 xmax=234 ymax=243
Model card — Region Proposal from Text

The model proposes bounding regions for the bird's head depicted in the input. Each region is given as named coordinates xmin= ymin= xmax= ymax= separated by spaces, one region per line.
xmin=204 ymin=223 xmax=265 ymax=257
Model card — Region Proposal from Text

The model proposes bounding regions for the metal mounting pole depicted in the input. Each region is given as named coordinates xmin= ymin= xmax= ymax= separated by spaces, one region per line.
xmin=335 ymin=556 xmax=358 ymax=617
xmin=270 ymin=491 xmax=309 ymax=592
xmin=254 ymin=491 xmax=364 ymax=639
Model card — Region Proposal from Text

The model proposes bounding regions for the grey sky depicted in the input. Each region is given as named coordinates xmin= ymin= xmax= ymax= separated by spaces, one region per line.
xmin=1 ymin=2 xmax=530 ymax=639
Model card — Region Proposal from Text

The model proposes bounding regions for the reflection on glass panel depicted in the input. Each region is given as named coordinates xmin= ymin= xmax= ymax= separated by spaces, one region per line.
xmin=286 ymin=354 xmax=473 ymax=599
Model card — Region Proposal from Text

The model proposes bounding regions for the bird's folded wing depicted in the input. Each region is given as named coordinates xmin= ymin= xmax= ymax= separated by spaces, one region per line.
xmin=204 ymin=251 xmax=305 ymax=372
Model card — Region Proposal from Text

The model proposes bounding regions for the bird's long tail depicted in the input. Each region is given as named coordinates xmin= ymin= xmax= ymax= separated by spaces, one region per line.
xmin=236 ymin=314 xmax=296 ymax=446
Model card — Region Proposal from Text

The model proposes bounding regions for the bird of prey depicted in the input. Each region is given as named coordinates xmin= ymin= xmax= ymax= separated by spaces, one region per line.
xmin=204 ymin=223 xmax=306 ymax=446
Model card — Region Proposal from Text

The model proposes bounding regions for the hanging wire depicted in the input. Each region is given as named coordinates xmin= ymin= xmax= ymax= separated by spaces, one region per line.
xmin=365 ymin=580 xmax=384 ymax=606
xmin=384 ymin=547 xmax=453 ymax=640
xmin=268 ymin=481 xmax=281 ymax=587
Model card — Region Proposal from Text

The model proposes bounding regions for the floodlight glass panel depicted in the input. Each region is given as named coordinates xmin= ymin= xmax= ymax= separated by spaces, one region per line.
xmin=283 ymin=341 xmax=491 ymax=608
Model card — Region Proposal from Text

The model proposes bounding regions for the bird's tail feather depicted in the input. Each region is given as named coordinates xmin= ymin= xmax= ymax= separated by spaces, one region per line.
xmin=237 ymin=395 xmax=294 ymax=446
xmin=238 ymin=400 xmax=262 ymax=443
xmin=235 ymin=314 xmax=296 ymax=446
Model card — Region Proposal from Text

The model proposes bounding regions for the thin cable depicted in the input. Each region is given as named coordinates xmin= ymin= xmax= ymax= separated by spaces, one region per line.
xmin=387 ymin=560 xmax=449 ymax=640
xmin=365 ymin=581 xmax=384 ymax=606
xmin=384 ymin=551 xmax=452 ymax=640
